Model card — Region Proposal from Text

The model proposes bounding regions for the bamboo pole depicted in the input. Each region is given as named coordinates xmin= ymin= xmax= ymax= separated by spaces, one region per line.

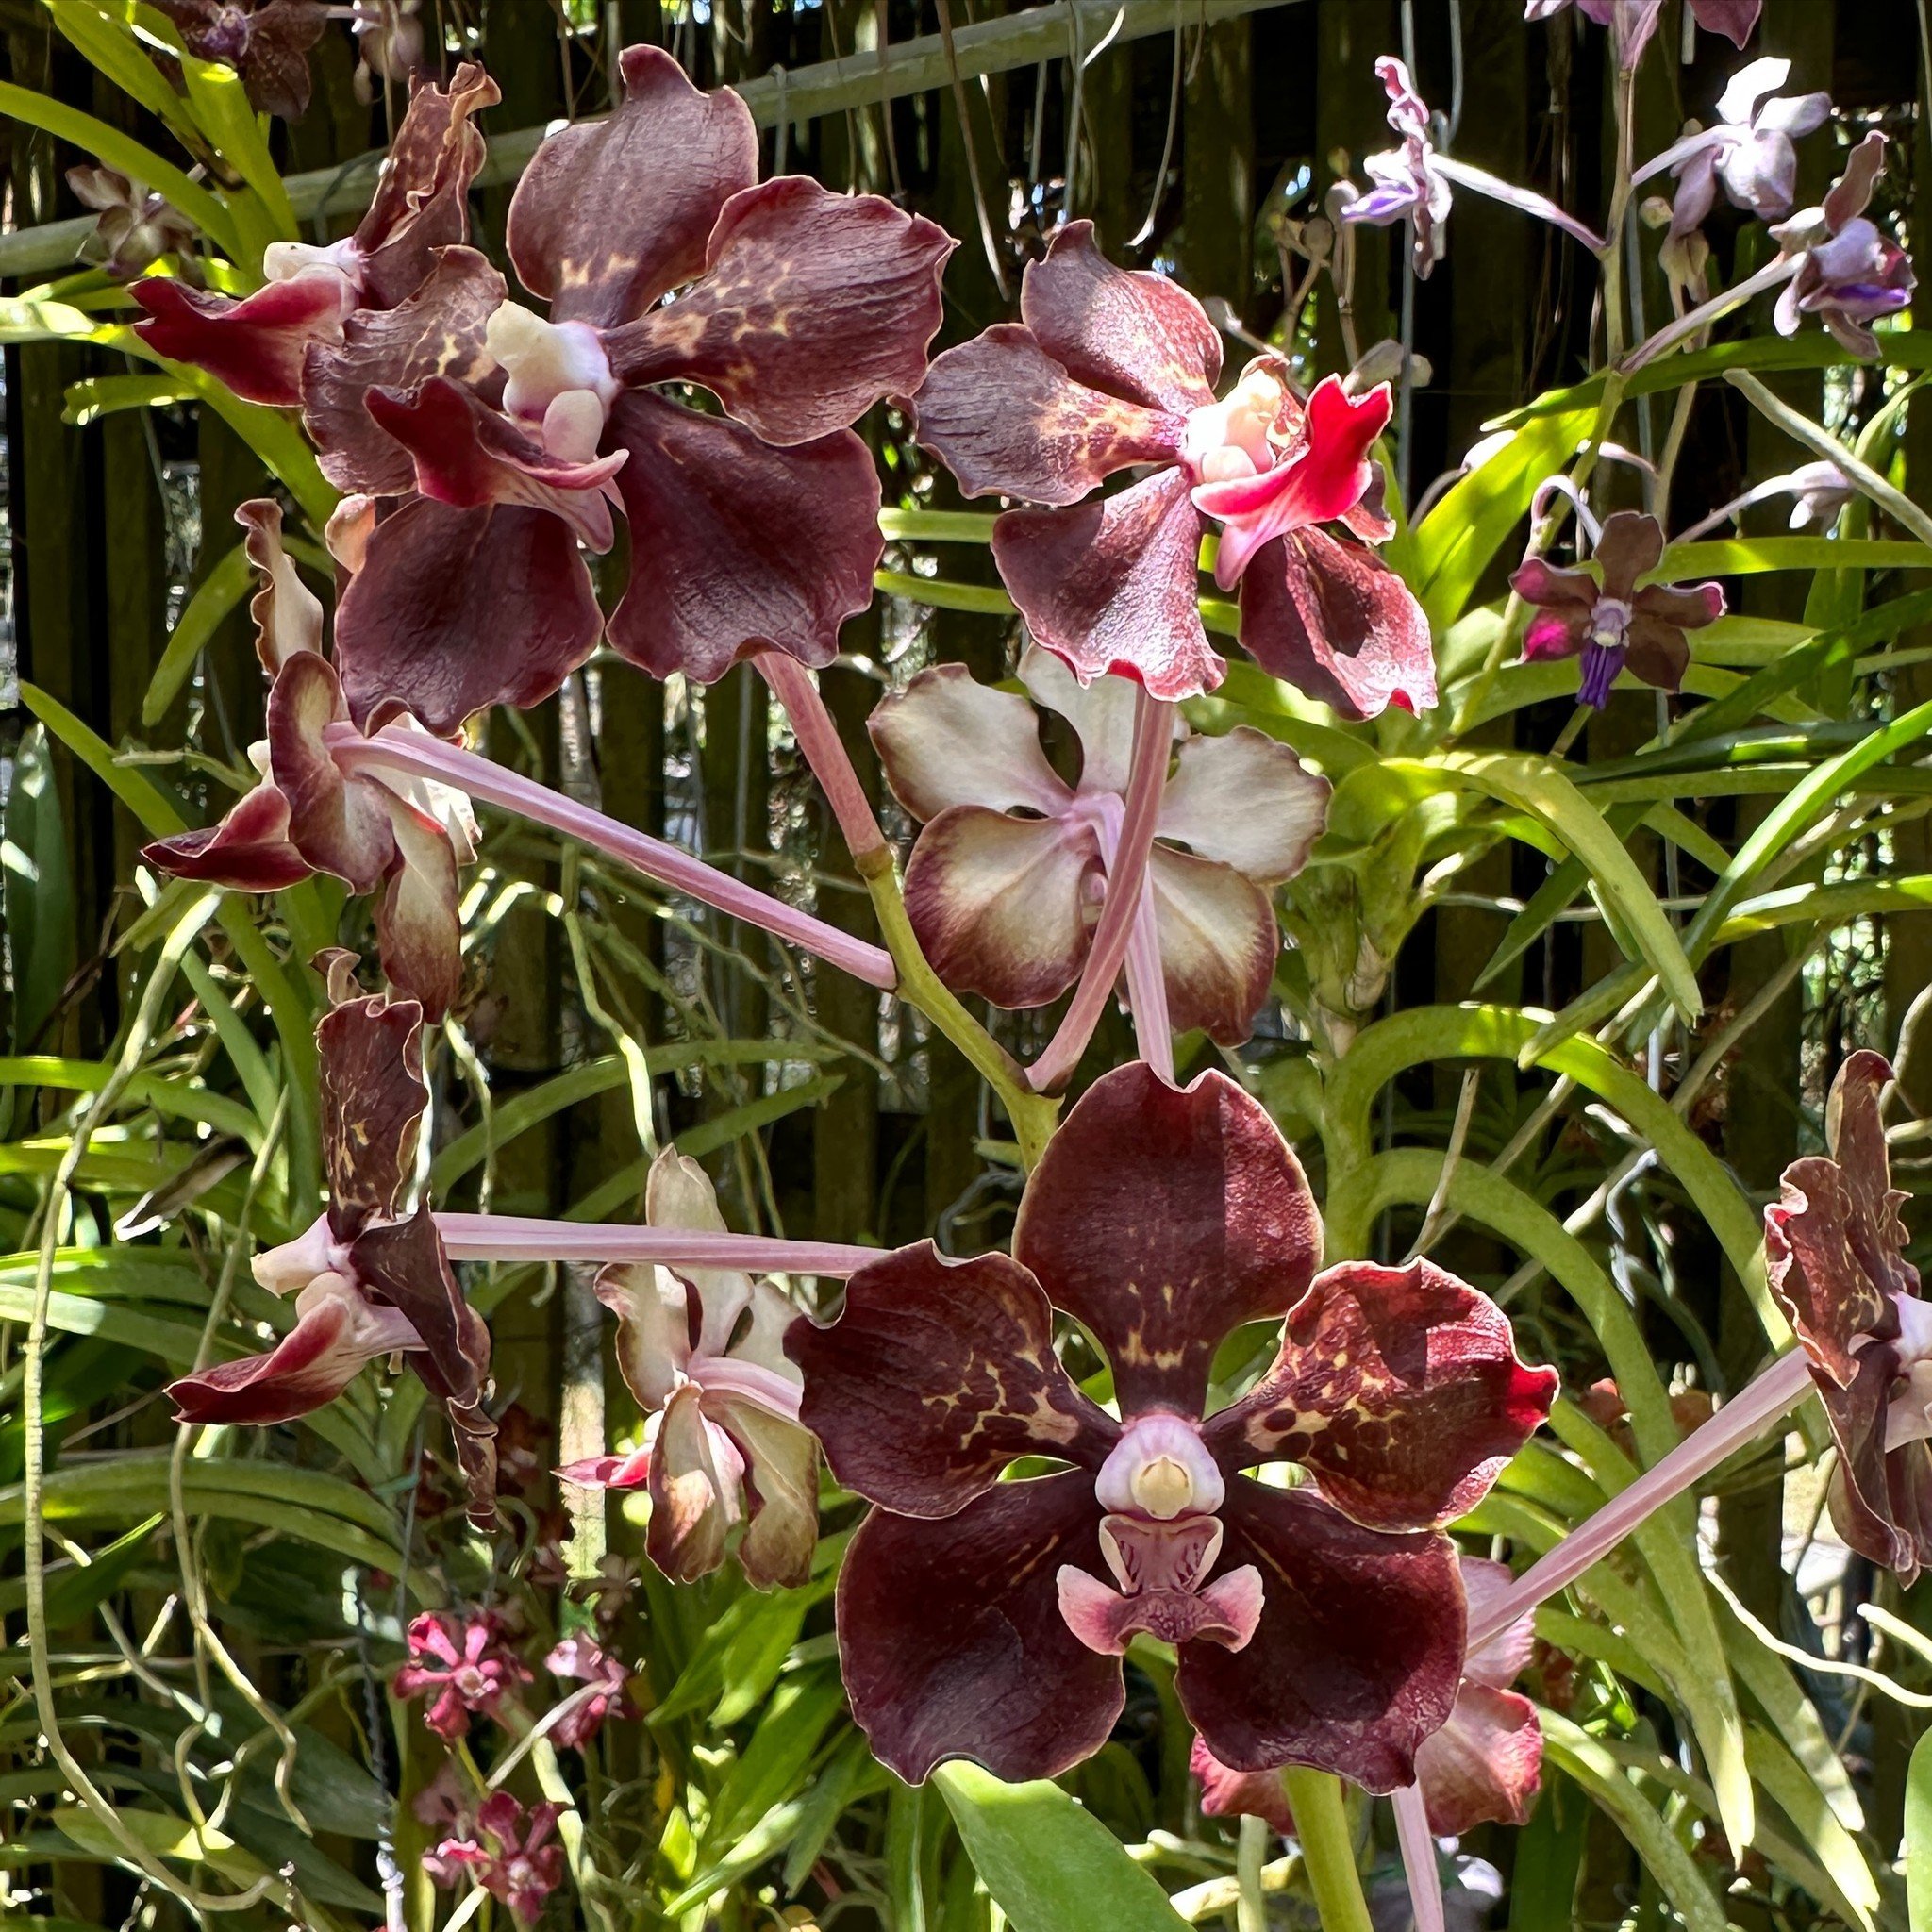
xmin=0 ymin=0 xmax=1307 ymax=277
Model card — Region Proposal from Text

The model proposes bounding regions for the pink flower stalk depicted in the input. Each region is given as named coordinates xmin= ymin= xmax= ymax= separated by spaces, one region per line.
xmin=1192 ymin=1557 xmax=1543 ymax=1839
xmin=433 ymin=1792 xmax=564 ymax=1925
xmin=910 ymin=223 xmax=1434 ymax=717
xmin=392 ymin=1610 xmax=532 ymax=1739
xmin=543 ymin=1636 xmax=636 ymax=1750
xmin=1511 ymin=509 xmax=1724 ymax=708
xmin=558 ymin=1149 xmax=820 ymax=1590
xmin=134 ymin=66 xmax=496 ymax=399
xmin=308 ymin=46 xmax=949 ymax=734
xmin=434 ymin=1213 xmax=879 ymax=1277
xmin=787 ymin=1063 xmax=1557 ymax=1785
xmin=171 ymin=955 xmax=498 ymax=1523
xmin=1339 ymin=58 xmax=1604 ymax=277
xmin=328 ymin=720 xmax=897 ymax=991
xmin=142 ymin=500 xmax=473 ymax=1018
xmin=866 ymin=648 xmax=1328 ymax=1052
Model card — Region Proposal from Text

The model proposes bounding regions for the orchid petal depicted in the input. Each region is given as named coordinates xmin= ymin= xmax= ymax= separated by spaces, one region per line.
xmin=1145 ymin=845 xmax=1279 ymax=1046
xmin=1017 ymin=645 xmax=1143 ymax=796
xmin=1823 ymin=131 xmax=1887 ymax=232
xmin=1592 ymin=508 xmax=1665 ymax=600
xmin=837 ymin=1472 xmax=1122 ymax=1783
xmin=1689 ymin=0 xmax=1761 ymax=45
xmin=901 ymin=806 xmax=1100 ymax=1011
xmin=1156 ymin=725 xmax=1329 ymax=882
xmin=1239 ymin=528 xmax=1438 ymax=720
xmin=267 ymin=653 xmax=394 ymax=893
xmin=706 ymin=1391 xmax=820 ymax=1590
xmin=1013 ymin=1064 xmax=1322 ymax=1416
xmin=335 ymin=500 xmax=603 ymax=736
xmin=558 ymin=1447 xmax=652 ymax=1490
xmin=992 ymin=469 xmax=1224 ymax=701
xmin=910 ymin=324 xmax=1187 ymax=505
xmin=1460 ymin=1555 xmax=1537 ymax=1688
xmin=316 ymin=983 xmax=426 ymax=1240
xmin=594 ymin=1262 xmax=691 ymax=1412
xmin=646 ymin=1384 xmax=745 ymax=1582
xmin=1415 ymin=1683 xmax=1542 ymax=1835
xmin=142 ymin=781 xmax=310 ymax=892
xmin=375 ymin=798 xmax=465 ymax=1022
xmin=868 ymin=661 xmax=1072 ymax=822
xmin=1021 ymin=220 xmax=1221 ymax=413
xmin=1174 ymin=1480 xmax=1464 ymax=1790
xmin=644 ymin=1146 xmax=756 ymax=1352
xmin=236 ymin=499 xmax=324 ymax=675
xmin=132 ymin=270 xmax=347 ymax=407
xmin=1202 ymin=1258 xmax=1557 ymax=1532
xmin=604 ymin=177 xmax=952 ymax=444
xmin=1191 ymin=1737 xmax=1294 ymax=1833
xmin=790 ymin=1243 xmax=1117 ymax=1517
xmin=605 ymin=393 xmax=881 ymax=684
xmin=302 ymin=248 xmax=506 ymax=495
xmin=507 ymin=43 xmax=758 ymax=328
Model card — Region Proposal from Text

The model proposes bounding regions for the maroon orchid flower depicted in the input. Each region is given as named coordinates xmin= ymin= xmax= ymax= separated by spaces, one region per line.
xmin=1191 ymin=1556 xmax=1542 ymax=1837
xmin=910 ymin=223 xmax=1434 ymax=718
xmin=543 ymin=1636 xmax=637 ymax=1750
xmin=142 ymin=501 xmax=472 ymax=1017
xmin=393 ymin=1609 xmax=533 ymax=1739
xmin=433 ymin=1793 xmax=565 ymax=1926
xmin=151 ymin=0 xmax=325 ymax=119
xmin=67 ymin=167 xmax=196 ymax=282
xmin=318 ymin=44 xmax=952 ymax=736
xmin=787 ymin=1062 xmax=1557 ymax=1786
xmin=1766 ymin=1050 xmax=1932 ymax=1583
xmin=1510 ymin=509 xmax=1724 ymax=709
xmin=868 ymin=647 xmax=1329 ymax=1045
xmin=1772 ymin=132 xmax=1916 ymax=361
xmin=558 ymin=1148 xmax=819 ymax=1590
xmin=168 ymin=956 xmax=498 ymax=1522
xmin=133 ymin=65 xmax=497 ymax=405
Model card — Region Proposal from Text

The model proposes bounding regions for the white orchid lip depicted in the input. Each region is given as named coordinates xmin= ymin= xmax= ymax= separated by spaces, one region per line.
xmin=1587 ymin=594 xmax=1634 ymax=652
xmin=1180 ymin=367 xmax=1287 ymax=487
xmin=486 ymin=302 xmax=621 ymax=455
xmin=1095 ymin=1411 xmax=1225 ymax=1520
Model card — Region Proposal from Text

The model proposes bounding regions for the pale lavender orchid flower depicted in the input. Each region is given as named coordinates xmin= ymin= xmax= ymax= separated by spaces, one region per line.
xmin=1525 ymin=0 xmax=1758 ymax=66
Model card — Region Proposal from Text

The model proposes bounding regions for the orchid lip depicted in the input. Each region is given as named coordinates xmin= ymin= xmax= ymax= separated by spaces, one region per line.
xmin=1095 ymin=1411 xmax=1225 ymax=1519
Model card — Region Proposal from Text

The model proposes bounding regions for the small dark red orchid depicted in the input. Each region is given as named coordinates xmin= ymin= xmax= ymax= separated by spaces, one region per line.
xmin=1510 ymin=509 xmax=1723 ymax=709
xmin=868 ymin=647 xmax=1329 ymax=1044
xmin=167 ymin=956 xmax=497 ymax=1522
xmin=909 ymin=223 xmax=1434 ymax=718
xmin=787 ymin=1062 xmax=1556 ymax=1786
xmin=151 ymin=0 xmax=325 ymax=120
xmin=133 ymin=65 xmax=497 ymax=404
xmin=314 ymin=45 xmax=952 ymax=735
xmin=142 ymin=500 xmax=472 ymax=1018
xmin=393 ymin=1609 xmax=532 ymax=1739
xmin=433 ymin=1792 xmax=564 ymax=1926
xmin=1767 ymin=1050 xmax=1932 ymax=1582
xmin=543 ymin=1636 xmax=637 ymax=1750
xmin=1192 ymin=1556 xmax=1542 ymax=1837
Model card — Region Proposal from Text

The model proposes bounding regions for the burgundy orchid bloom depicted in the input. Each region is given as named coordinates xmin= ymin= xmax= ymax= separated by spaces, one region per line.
xmin=151 ymin=0 xmax=325 ymax=119
xmin=867 ymin=647 xmax=1329 ymax=1045
xmin=433 ymin=1792 xmax=565 ymax=1925
xmin=1767 ymin=1050 xmax=1932 ymax=1583
xmin=1192 ymin=1557 xmax=1543 ymax=1838
xmin=142 ymin=500 xmax=473 ymax=1018
xmin=910 ymin=223 xmax=1433 ymax=718
xmin=321 ymin=44 xmax=952 ymax=736
xmin=1510 ymin=509 xmax=1724 ymax=709
xmin=787 ymin=1062 xmax=1557 ymax=1786
xmin=543 ymin=1636 xmax=637 ymax=1750
xmin=393 ymin=1610 xmax=533 ymax=1739
xmin=169 ymin=955 xmax=498 ymax=1522
xmin=1772 ymin=132 xmax=1916 ymax=361
xmin=133 ymin=65 xmax=497 ymax=405
xmin=557 ymin=1147 xmax=819 ymax=1590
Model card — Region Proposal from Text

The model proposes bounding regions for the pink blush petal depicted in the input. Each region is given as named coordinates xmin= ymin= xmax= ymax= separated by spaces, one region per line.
xmin=132 ymin=271 xmax=348 ymax=407
xmin=1415 ymin=1683 xmax=1543 ymax=1836
xmin=1521 ymin=610 xmax=1587 ymax=663
xmin=143 ymin=782 xmax=312 ymax=893
xmin=1146 ymin=845 xmax=1280 ymax=1048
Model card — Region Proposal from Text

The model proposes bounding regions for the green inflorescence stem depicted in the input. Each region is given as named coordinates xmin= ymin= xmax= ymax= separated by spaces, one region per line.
xmin=1278 ymin=1769 xmax=1373 ymax=1932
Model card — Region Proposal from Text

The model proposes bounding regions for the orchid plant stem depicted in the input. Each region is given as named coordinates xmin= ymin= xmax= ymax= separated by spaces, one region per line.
xmin=434 ymin=1213 xmax=880 ymax=1275
xmin=1028 ymin=688 xmax=1174 ymax=1094
xmin=1277 ymin=1769 xmax=1373 ymax=1932
xmin=756 ymin=651 xmax=891 ymax=866
xmin=1470 ymin=1345 xmax=1818 ymax=1651
xmin=1235 ymin=1813 xmax=1268 ymax=1932
xmin=1391 ymin=1785 xmax=1444 ymax=1932
xmin=330 ymin=724 xmax=899 ymax=991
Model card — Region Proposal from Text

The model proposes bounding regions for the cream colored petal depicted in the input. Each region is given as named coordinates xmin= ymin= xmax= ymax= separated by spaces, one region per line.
xmin=1149 ymin=845 xmax=1279 ymax=1046
xmin=595 ymin=1260 xmax=690 ymax=1411
xmin=647 ymin=1144 xmax=754 ymax=1352
xmin=708 ymin=1392 xmax=819 ymax=1591
xmin=1156 ymin=725 xmax=1329 ymax=884
xmin=869 ymin=660 xmax=1070 ymax=821
xmin=1019 ymin=643 xmax=1146 ymax=795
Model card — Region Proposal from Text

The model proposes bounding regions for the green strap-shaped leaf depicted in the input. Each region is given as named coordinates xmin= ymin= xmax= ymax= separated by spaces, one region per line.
xmin=934 ymin=1763 xmax=1191 ymax=1932
xmin=141 ymin=539 xmax=254 ymax=726
xmin=1910 ymin=1724 xmax=1932 ymax=1932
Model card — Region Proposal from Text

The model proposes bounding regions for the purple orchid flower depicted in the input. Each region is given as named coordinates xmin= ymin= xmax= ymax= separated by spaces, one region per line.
xmin=543 ymin=1636 xmax=637 ymax=1750
xmin=1338 ymin=58 xmax=1605 ymax=279
xmin=1767 ymin=1050 xmax=1932 ymax=1582
xmin=142 ymin=501 xmax=473 ymax=1018
xmin=1525 ymin=0 xmax=1758 ymax=65
xmin=557 ymin=1148 xmax=820 ymax=1591
xmin=1510 ymin=509 xmax=1724 ymax=709
xmin=1637 ymin=58 xmax=1828 ymax=228
xmin=786 ymin=1062 xmax=1557 ymax=1785
xmin=911 ymin=223 xmax=1434 ymax=717
xmin=134 ymin=65 xmax=497 ymax=404
xmin=867 ymin=646 xmax=1329 ymax=1048
xmin=433 ymin=1792 xmax=565 ymax=1926
xmin=392 ymin=1610 xmax=532 ymax=1740
xmin=1192 ymin=1555 xmax=1543 ymax=1839
xmin=1771 ymin=131 xmax=1917 ymax=360
xmin=169 ymin=955 xmax=498 ymax=1522
xmin=304 ymin=45 xmax=950 ymax=736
